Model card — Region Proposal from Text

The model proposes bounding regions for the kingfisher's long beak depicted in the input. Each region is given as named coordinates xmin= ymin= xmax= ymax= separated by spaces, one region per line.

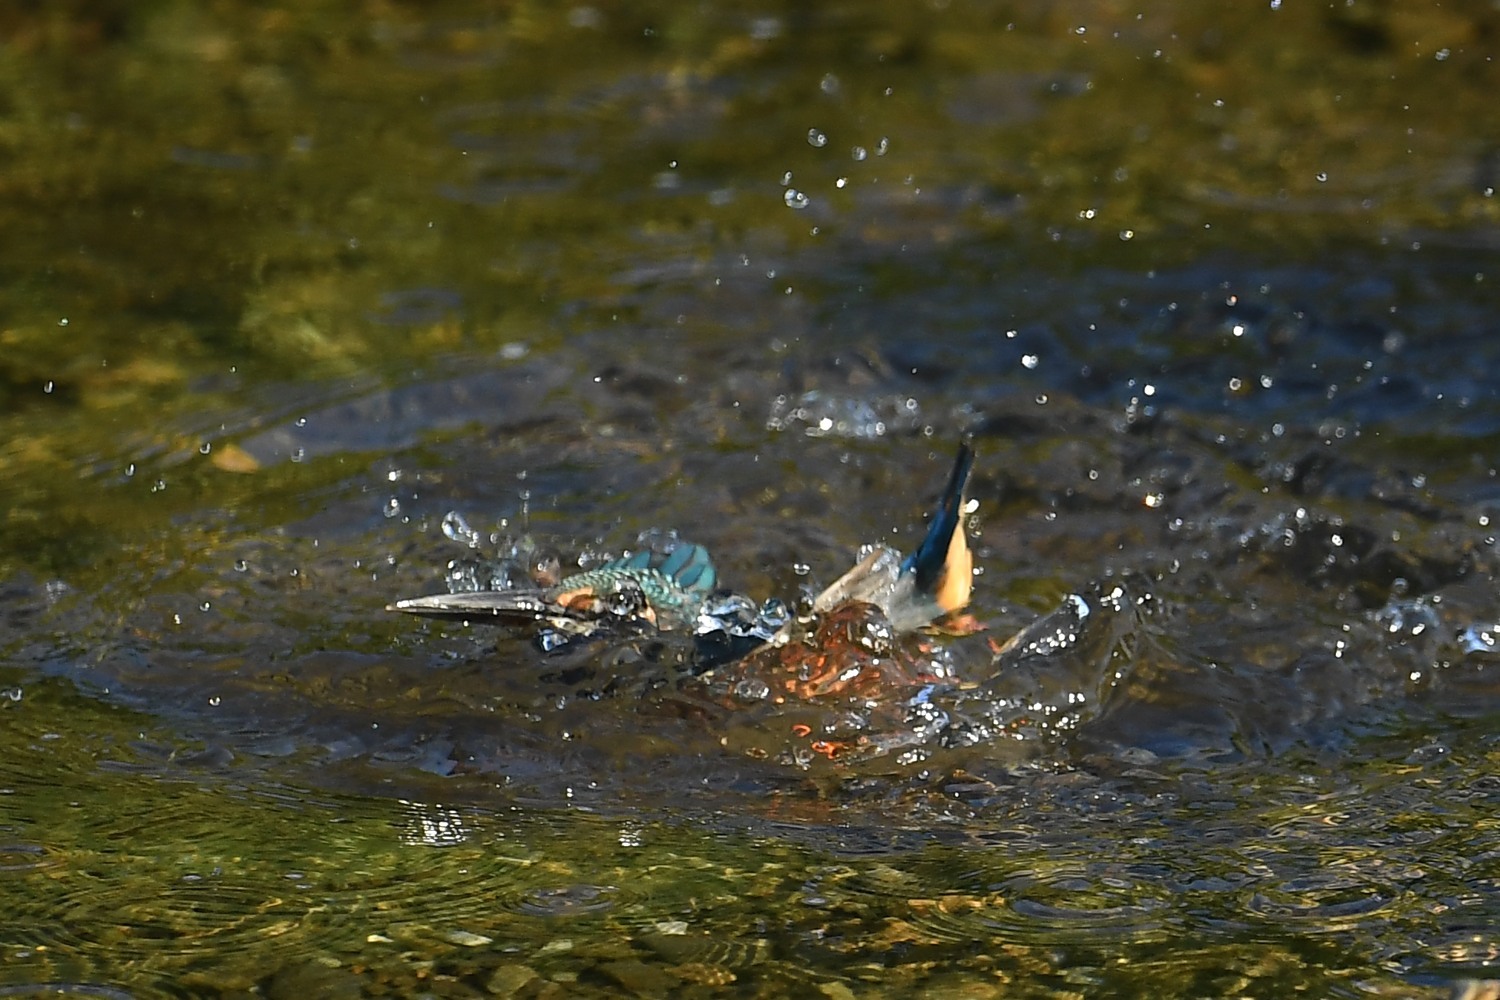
xmin=388 ymin=587 xmax=644 ymax=635
xmin=387 ymin=591 xmax=557 ymax=621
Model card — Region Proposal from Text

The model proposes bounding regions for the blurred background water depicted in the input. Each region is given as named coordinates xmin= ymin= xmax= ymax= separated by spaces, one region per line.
xmin=1 ymin=1 xmax=1499 ymax=996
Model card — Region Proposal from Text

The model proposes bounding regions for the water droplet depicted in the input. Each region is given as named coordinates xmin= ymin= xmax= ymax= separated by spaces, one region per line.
xmin=569 ymin=6 xmax=603 ymax=29
xmin=807 ymin=128 xmax=827 ymax=148
xmin=442 ymin=511 xmax=481 ymax=546
xmin=784 ymin=188 xmax=809 ymax=209
xmin=199 ymin=442 xmax=212 ymax=454
xmin=749 ymin=17 xmax=781 ymax=40
xmin=1316 ymin=171 xmax=1328 ymax=182
xmin=733 ymin=678 xmax=771 ymax=702
xmin=851 ymin=146 xmax=867 ymax=161
xmin=233 ymin=559 xmax=248 ymax=572
xmin=383 ymin=497 xmax=402 ymax=518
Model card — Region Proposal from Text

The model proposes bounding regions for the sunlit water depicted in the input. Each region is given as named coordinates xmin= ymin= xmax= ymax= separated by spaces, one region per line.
xmin=1 ymin=1 xmax=1499 ymax=997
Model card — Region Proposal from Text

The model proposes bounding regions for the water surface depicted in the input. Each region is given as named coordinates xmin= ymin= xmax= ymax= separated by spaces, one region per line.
xmin=2 ymin=1 xmax=1499 ymax=996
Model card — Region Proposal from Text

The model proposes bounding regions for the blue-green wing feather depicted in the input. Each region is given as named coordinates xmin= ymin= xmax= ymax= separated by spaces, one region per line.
xmin=599 ymin=544 xmax=716 ymax=595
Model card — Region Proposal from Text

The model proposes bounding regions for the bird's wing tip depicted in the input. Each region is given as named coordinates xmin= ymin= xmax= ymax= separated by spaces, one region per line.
xmin=907 ymin=442 xmax=976 ymax=588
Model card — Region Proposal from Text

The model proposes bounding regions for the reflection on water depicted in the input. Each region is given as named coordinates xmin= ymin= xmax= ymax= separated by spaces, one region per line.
xmin=1 ymin=0 xmax=1499 ymax=996
xmin=7 ymin=686 xmax=1495 ymax=997
xmin=9 ymin=359 xmax=1500 ymax=995
xmin=9 ymin=357 xmax=1500 ymax=995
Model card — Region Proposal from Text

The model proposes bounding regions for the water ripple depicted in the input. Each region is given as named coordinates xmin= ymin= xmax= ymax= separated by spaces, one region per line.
xmin=982 ymin=864 xmax=1176 ymax=944
xmin=0 ymin=843 xmax=53 ymax=874
xmin=511 ymin=883 xmax=619 ymax=918
xmin=0 ymin=985 xmax=135 ymax=1000
xmin=1244 ymin=870 xmax=1396 ymax=925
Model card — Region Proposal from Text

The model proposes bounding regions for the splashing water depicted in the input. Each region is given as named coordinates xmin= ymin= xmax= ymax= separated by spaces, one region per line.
xmin=766 ymin=390 xmax=924 ymax=439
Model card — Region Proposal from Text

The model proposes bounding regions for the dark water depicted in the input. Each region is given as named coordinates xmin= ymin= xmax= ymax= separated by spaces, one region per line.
xmin=2 ymin=2 xmax=1499 ymax=996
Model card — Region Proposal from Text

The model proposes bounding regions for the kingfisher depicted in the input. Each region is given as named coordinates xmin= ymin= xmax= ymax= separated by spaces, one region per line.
xmin=389 ymin=540 xmax=719 ymax=635
xmin=389 ymin=443 xmax=977 ymax=656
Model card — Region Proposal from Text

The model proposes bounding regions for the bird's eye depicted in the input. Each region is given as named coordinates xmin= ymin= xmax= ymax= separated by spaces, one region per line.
xmin=531 ymin=549 xmax=563 ymax=587
xmin=606 ymin=579 xmax=648 ymax=616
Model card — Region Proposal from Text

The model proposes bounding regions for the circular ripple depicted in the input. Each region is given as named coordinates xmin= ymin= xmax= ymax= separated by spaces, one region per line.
xmin=1244 ymin=869 xmax=1395 ymax=925
xmin=980 ymin=865 xmax=1175 ymax=944
xmin=794 ymin=854 xmax=1177 ymax=947
xmin=512 ymin=883 xmax=619 ymax=918
xmin=635 ymin=928 xmax=772 ymax=970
